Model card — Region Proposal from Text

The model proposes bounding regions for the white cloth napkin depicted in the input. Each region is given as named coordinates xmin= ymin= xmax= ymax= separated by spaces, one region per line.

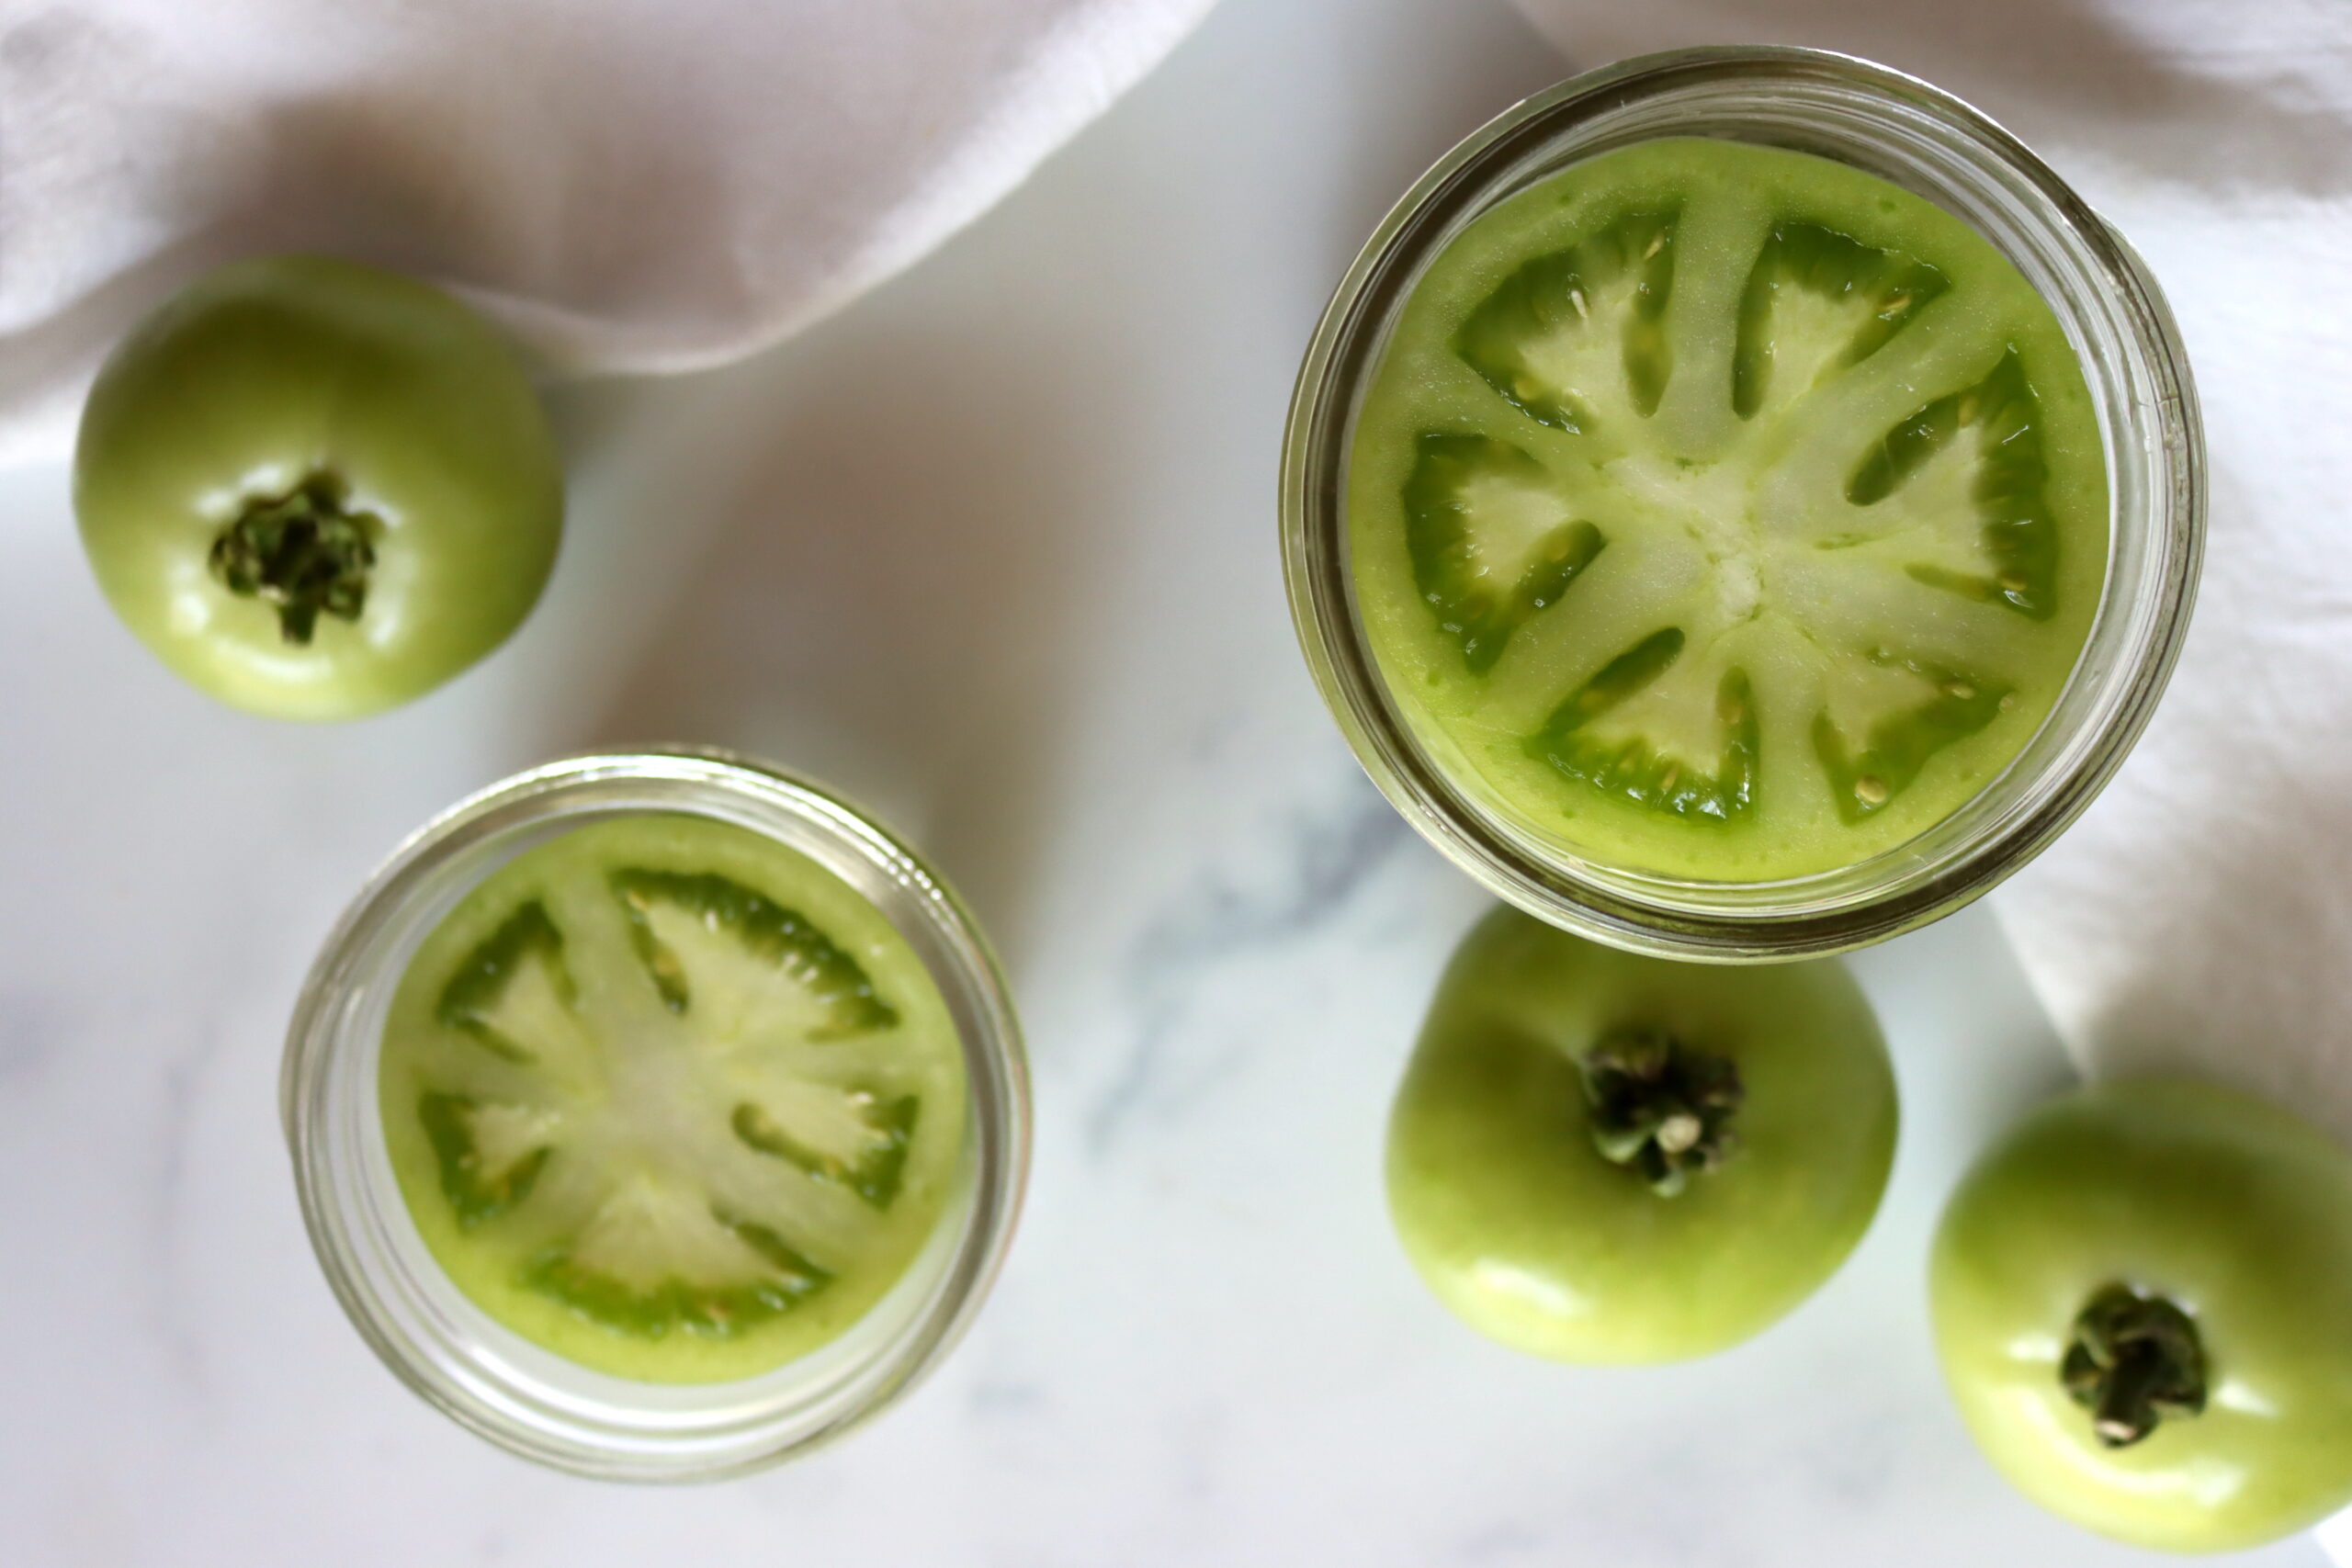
xmin=1504 ymin=1 xmax=2352 ymax=1144
xmin=0 ymin=0 xmax=1214 ymax=465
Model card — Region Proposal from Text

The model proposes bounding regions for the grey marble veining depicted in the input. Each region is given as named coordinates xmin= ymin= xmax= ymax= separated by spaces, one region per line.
xmin=1090 ymin=781 xmax=1409 ymax=1151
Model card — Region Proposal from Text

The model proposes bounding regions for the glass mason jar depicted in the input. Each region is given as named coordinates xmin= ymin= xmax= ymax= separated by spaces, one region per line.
xmin=280 ymin=750 xmax=1031 ymax=1480
xmin=1282 ymin=47 xmax=2204 ymax=960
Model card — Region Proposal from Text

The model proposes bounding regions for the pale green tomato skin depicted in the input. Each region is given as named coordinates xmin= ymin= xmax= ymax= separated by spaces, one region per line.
xmin=1930 ymin=1078 xmax=2352 ymax=1554
xmin=74 ymin=254 xmax=562 ymax=720
xmin=1385 ymin=906 xmax=1895 ymax=1363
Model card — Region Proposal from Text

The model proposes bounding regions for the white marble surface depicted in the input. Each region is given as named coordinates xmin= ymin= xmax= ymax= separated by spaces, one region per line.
xmin=0 ymin=0 xmax=2334 ymax=1563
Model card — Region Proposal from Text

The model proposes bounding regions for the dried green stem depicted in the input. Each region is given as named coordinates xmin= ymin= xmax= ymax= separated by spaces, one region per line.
xmin=1579 ymin=1027 xmax=1742 ymax=1197
xmin=208 ymin=476 xmax=379 ymax=644
xmin=2061 ymin=1284 xmax=2208 ymax=1448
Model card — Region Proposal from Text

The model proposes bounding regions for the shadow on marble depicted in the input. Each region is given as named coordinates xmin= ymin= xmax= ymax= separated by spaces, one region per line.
xmin=531 ymin=310 xmax=1105 ymax=976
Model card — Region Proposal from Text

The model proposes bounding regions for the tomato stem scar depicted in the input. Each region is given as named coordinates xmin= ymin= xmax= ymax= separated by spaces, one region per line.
xmin=208 ymin=473 xmax=379 ymax=644
xmin=2063 ymin=1284 xmax=2209 ymax=1448
xmin=1580 ymin=1027 xmax=1743 ymax=1197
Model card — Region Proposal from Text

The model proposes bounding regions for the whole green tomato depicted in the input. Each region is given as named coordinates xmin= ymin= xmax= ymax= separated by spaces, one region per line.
xmin=1385 ymin=906 xmax=1896 ymax=1363
xmin=74 ymin=254 xmax=563 ymax=719
xmin=1931 ymin=1077 xmax=2352 ymax=1553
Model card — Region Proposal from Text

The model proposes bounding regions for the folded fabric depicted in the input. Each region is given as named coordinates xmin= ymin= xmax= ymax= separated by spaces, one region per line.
xmin=1503 ymin=0 xmax=2352 ymax=1151
xmin=0 ymin=0 xmax=1215 ymax=464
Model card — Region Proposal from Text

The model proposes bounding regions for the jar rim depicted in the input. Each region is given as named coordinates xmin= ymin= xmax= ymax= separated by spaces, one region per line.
xmin=1280 ymin=45 xmax=2205 ymax=960
xmin=280 ymin=749 xmax=1031 ymax=1479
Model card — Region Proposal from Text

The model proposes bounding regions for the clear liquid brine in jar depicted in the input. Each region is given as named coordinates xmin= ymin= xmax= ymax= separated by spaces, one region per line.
xmin=379 ymin=813 xmax=968 ymax=1383
xmin=1346 ymin=137 xmax=2107 ymax=882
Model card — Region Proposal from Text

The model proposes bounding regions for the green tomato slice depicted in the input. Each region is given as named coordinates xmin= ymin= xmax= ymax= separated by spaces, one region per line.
xmin=379 ymin=814 xmax=967 ymax=1384
xmin=1349 ymin=138 xmax=2109 ymax=880
xmin=1930 ymin=1078 xmax=2352 ymax=1553
xmin=1385 ymin=906 xmax=1895 ymax=1363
